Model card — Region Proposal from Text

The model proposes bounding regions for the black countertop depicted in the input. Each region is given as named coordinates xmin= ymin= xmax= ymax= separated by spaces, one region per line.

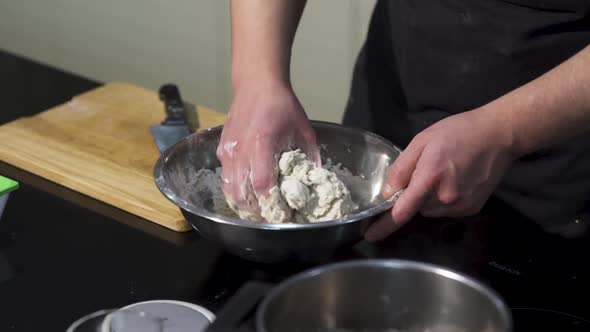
xmin=0 ymin=50 xmax=589 ymax=331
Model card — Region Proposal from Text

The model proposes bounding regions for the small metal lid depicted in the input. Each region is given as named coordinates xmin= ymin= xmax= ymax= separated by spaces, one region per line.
xmin=116 ymin=300 xmax=215 ymax=332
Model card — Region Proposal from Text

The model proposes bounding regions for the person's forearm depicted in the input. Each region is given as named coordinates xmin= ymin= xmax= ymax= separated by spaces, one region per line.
xmin=482 ymin=45 xmax=590 ymax=156
xmin=230 ymin=0 xmax=306 ymax=90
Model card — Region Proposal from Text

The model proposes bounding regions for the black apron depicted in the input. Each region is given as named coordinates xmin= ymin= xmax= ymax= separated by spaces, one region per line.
xmin=343 ymin=0 xmax=590 ymax=229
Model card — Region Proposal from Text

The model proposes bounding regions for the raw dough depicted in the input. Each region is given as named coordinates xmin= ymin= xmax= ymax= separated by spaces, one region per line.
xmin=258 ymin=186 xmax=293 ymax=223
xmin=193 ymin=149 xmax=358 ymax=223
xmin=272 ymin=149 xmax=356 ymax=222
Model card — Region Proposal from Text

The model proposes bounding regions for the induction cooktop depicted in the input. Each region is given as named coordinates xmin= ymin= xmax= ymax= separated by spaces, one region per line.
xmin=193 ymin=198 xmax=590 ymax=331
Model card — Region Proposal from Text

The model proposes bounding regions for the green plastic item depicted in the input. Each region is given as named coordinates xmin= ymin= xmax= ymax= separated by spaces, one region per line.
xmin=0 ymin=175 xmax=18 ymax=196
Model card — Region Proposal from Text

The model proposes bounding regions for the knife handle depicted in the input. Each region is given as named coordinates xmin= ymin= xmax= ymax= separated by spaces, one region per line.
xmin=158 ymin=84 xmax=186 ymax=125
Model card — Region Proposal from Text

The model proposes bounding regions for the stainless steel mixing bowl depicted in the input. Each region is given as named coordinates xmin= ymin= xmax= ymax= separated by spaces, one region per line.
xmin=154 ymin=121 xmax=402 ymax=262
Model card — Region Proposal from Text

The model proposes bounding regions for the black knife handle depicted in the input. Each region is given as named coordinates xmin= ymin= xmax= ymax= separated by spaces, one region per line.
xmin=158 ymin=84 xmax=186 ymax=125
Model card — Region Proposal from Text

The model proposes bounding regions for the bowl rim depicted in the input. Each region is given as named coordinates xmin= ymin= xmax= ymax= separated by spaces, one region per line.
xmin=154 ymin=120 xmax=403 ymax=230
xmin=255 ymin=259 xmax=513 ymax=331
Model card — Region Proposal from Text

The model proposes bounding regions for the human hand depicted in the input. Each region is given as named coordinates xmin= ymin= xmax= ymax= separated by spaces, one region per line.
xmin=216 ymin=82 xmax=319 ymax=220
xmin=364 ymin=109 xmax=517 ymax=242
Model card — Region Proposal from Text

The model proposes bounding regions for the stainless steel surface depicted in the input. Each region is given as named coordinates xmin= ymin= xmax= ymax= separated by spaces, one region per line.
xmin=150 ymin=124 xmax=190 ymax=153
xmin=257 ymin=259 xmax=512 ymax=332
xmin=154 ymin=121 xmax=402 ymax=262
xmin=151 ymin=84 xmax=192 ymax=153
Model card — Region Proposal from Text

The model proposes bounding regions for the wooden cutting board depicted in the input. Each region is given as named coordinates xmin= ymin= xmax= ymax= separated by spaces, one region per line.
xmin=0 ymin=81 xmax=226 ymax=232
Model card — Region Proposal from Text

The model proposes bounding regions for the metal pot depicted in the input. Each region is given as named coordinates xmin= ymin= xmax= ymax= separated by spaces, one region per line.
xmin=207 ymin=259 xmax=512 ymax=332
